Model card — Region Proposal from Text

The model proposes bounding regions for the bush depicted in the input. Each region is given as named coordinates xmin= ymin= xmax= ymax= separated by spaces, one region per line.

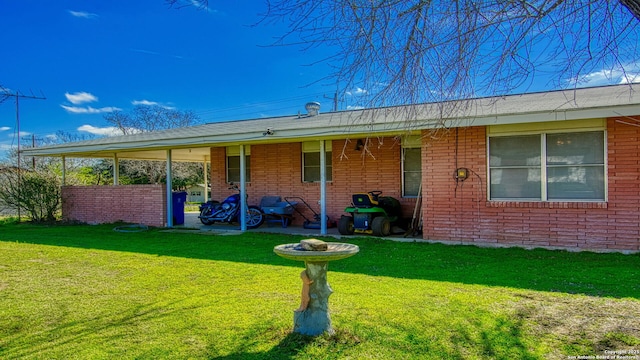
xmin=0 ymin=169 xmax=60 ymax=222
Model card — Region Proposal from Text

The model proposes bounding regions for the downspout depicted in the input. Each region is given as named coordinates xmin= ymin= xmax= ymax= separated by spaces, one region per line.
xmin=239 ymin=144 xmax=247 ymax=231
xmin=166 ymin=150 xmax=173 ymax=228
xmin=319 ymin=140 xmax=327 ymax=235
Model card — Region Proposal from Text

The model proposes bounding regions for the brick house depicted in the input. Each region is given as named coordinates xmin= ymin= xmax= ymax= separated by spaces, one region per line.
xmin=23 ymin=85 xmax=640 ymax=252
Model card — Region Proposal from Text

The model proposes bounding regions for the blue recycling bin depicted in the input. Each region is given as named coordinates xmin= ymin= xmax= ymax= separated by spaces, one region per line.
xmin=172 ymin=191 xmax=187 ymax=225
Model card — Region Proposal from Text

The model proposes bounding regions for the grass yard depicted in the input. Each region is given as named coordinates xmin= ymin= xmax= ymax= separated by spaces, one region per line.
xmin=0 ymin=221 xmax=639 ymax=359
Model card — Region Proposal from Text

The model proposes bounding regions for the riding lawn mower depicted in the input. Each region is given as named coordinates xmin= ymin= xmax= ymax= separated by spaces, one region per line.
xmin=337 ymin=191 xmax=402 ymax=237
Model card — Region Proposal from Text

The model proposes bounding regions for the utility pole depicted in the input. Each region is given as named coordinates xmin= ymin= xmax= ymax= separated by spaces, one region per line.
xmin=324 ymin=91 xmax=338 ymax=112
xmin=0 ymin=87 xmax=46 ymax=169
xmin=0 ymin=87 xmax=46 ymax=222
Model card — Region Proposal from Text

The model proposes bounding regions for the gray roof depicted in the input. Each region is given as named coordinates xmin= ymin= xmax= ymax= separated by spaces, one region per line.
xmin=22 ymin=84 xmax=640 ymax=161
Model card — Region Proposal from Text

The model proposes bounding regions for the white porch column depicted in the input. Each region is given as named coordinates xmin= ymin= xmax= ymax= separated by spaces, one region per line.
xmin=203 ymin=156 xmax=209 ymax=202
xmin=61 ymin=156 xmax=66 ymax=186
xmin=113 ymin=154 xmax=119 ymax=185
xmin=319 ymin=140 xmax=327 ymax=235
xmin=166 ymin=150 xmax=173 ymax=228
xmin=239 ymin=144 xmax=247 ymax=231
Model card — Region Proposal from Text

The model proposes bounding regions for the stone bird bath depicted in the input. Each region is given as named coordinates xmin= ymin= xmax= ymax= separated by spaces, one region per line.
xmin=273 ymin=239 xmax=359 ymax=336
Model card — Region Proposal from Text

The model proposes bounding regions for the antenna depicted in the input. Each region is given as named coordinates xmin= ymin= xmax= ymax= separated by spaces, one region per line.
xmin=0 ymin=86 xmax=46 ymax=222
xmin=0 ymin=86 xmax=46 ymax=168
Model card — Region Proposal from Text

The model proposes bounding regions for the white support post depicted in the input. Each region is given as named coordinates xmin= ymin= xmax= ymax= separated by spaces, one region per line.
xmin=320 ymin=140 xmax=327 ymax=235
xmin=61 ymin=156 xmax=66 ymax=186
xmin=166 ymin=150 xmax=173 ymax=228
xmin=203 ymin=157 xmax=209 ymax=202
xmin=239 ymin=144 xmax=247 ymax=231
xmin=113 ymin=154 xmax=119 ymax=185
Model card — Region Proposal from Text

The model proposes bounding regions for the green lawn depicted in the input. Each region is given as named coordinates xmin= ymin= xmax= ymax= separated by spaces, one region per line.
xmin=0 ymin=221 xmax=638 ymax=359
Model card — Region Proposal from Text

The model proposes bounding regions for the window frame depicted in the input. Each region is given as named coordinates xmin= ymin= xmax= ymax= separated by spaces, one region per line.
xmin=302 ymin=141 xmax=332 ymax=183
xmin=487 ymin=130 xmax=607 ymax=202
xmin=226 ymin=146 xmax=251 ymax=183
xmin=401 ymin=137 xmax=422 ymax=198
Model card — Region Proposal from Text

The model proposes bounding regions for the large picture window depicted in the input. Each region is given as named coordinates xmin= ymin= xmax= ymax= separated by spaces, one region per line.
xmin=489 ymin=131 xmax=605 ymax=201
xmin=302 ymin=141 xmax=332 ymax=182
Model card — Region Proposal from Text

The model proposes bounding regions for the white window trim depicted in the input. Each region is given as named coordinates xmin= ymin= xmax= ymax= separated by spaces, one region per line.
xmin=302 ymin=141 xmax=332 ymax=183
xmin=226 ymin=146 xmax=251 ymax=183
xmin=401 ymin=144 xmax=422 ymax=198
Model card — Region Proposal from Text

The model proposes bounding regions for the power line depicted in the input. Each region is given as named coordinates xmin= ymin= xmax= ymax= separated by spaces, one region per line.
xmin=194 ymin=92 xmax=326 ymax=118
xmin=0 ymin=86 xmax=46 ymax=222
xmin=0 ymin=87 xmax=46 ymax=168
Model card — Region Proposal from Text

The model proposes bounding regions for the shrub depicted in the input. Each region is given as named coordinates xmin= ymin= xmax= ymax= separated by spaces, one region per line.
xmin=0 ymin=169 xmax=60 ymax=222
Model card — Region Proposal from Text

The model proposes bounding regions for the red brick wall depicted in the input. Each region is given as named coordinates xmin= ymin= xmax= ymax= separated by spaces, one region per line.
xmin=422 ymin=120 xmax=640 ymax=252
xmin=210 ymin=138 xmax=418 ymax=226
xmin=62 ymin=185 xmax=166 ymax=227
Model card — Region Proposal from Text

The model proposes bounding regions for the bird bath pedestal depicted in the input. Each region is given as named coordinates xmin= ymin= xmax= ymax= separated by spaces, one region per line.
xmin=273 ymin=239 xmax=359 ymax=336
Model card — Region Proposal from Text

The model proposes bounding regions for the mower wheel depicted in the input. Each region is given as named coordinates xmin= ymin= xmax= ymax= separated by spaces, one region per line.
xmin=372 ymin=216 xmax=391 ymax=237
xmin=338 ymin=215 xmax=355 ymax=235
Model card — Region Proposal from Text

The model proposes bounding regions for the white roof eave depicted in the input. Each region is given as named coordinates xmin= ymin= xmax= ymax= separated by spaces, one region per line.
xmin=21 ymin=84 xmax=640 ymax=161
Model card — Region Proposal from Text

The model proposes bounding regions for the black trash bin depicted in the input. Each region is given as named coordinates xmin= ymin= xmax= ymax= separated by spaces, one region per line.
xmin=172 ymin=191 xmax=188 ymax=225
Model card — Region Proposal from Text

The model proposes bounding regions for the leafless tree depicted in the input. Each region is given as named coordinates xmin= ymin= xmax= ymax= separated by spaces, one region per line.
xmin=167 ymin=1 xmax=640 ymax=120
xmin=105 ymin=105 xmax=198 ymax=135
xmin=104 ymin=105 xmax=203 ymax=188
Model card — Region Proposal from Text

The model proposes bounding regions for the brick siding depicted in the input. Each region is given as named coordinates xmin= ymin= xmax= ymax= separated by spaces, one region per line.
xmin=210 ymin=138 xmax=418 ymax=227
xmin=422 ymin=120 xmax=640 ymax=252
xmin=61 ymin=117 xmax=639 ymax=252
xmin=61 ymin=184 xmax=166 ymax=227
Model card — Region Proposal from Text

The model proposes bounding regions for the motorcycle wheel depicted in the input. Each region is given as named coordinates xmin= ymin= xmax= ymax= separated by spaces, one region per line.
xmin=199 ymin=207 xmax=216 ymax=225
xmin=245 ymin=206 xmax=265 ymax=229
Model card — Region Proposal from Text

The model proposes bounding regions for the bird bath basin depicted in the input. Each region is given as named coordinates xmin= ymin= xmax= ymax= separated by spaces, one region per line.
xmin=274 ymin=239 xmax=359 ymax=336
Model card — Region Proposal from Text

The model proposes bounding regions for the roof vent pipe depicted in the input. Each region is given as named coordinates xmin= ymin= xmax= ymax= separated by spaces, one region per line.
xmin=305 ymin=102 xmax=321 ymax=116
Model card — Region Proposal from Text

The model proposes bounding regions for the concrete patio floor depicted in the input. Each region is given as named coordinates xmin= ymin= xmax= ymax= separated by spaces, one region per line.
xmin=176 ymin=212 xmax=423 ymax=242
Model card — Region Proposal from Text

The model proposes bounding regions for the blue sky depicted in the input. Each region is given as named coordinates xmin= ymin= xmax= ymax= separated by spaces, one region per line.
xmin=0 ymin=1 xmax=338 ymax=158
xmin=1 ymin=1 xmax=638 ymax=160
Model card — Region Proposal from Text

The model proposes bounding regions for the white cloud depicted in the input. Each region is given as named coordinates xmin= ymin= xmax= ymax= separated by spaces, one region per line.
xmin=346 ymin=105 xmax=365 ymax=110
xmin=61 ymin=105 xmax=121 ymax=114
xmin=132 ymin=99 xmax=176 ymax=110
xmin=0 ymin=126 xmax=10 ymax=132
xmin=619 ymin=72 xmax=640 ymax=84
xmin=346 ymin=87 xmax=368 ymax=96
xmin=77 ymin=125 xmax=123 ymax=136
xmin=65 ymin=92 xmax=98 ymax=105
xmin=568 ymin=64 xmax=640 ymax=87
xmin=132 ymin=100 xmax=159 ymax=106
xmin=78 ymin=125 xmax=141 ymax=136
xmin=68 ymin=10 xmax=98 ymax=19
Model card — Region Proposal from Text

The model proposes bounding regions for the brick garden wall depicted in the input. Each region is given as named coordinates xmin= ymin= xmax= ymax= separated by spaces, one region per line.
xmin=422 ymin=119 xmax=640 ymax=252
xmin=62 ymin=184 xmax=166 ymax=227
xmin=210 ymin=138 xmax=418 ymax=227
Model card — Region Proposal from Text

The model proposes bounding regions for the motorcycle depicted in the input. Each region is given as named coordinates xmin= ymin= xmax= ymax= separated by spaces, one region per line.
xmin=198 ymin=184 xmax=265 ymax=229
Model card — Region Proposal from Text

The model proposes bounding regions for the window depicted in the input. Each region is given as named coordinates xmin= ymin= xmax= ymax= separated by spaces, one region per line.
xmin=226 ymin=146 xmax=251 ymax=183
xmin=489 ymin=131 xmax=605 ymax=201
xmin=302 ymin=141 xmax=332 ymax=182
xmin=402 ymin=136 xmax=422 ymax=197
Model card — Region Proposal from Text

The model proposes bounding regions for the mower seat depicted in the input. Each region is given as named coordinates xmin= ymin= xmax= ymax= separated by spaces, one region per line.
xmin=352 ymin=193 xmax=379 ymax=208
